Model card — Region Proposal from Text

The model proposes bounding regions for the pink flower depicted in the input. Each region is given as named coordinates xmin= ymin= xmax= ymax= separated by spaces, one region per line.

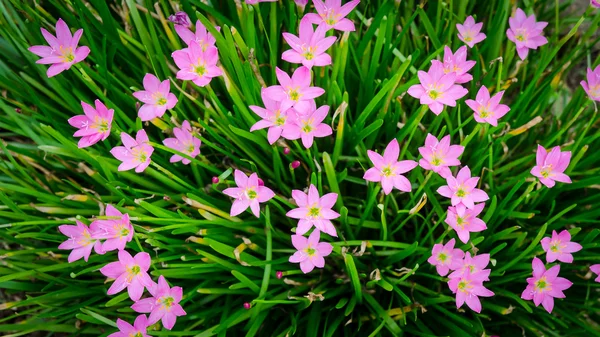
xmin=363 ymin=139 xmax=418 ymax=195
xmin=465 ymin=86 xmax=510 ymax=126
xmin=593 ymin=0 xmax=600 ymax=8
xmin=437 ymin=166 xmax=489 ymax=209
xmin=162 ymin=121 xmax=200 ymax=164
xmin=58 ymin=220 xmax=103 ymax=263
xmin=294 ymin=0 xmax=309 ymax=6
xmin=249 ymin=90 xmax=291 ymax=145
xmin=282 ymin=18 xmax=337 ymax=69
xmin=580 ymin=65 xmax=600 ymax=101
xmin=506 ymin=8 xmax=548 ymax=60
xmin=286 ymin=184 xmax=339 ymax=237
xmin=448 ymin=252 xmax=491 ymax=281
xmin=28 ymin=18 xmax=90 ymax=77
xmin=263 ymin=66 xmax=325 ymax=112
xmin=168 ymin=12 xmax=190 ymax=27
xmin=590 ymin=265 xmax=600 ymax=282
xmin=456 ymin=16 xmax=486 ymax=48
xmin=68 ymin=100 xmax=114 ymax=148
xmin=407 ymin=61 xmax=468 ymax=115
xmin=418 ymin=133 xmax=464 ymax=179
xmin=222 ymin=170 xmax=275 ymax=217
xmin=131 ymin=275 xmax=186 ymax=330
xmin=439 ymin=46 xmax=476 ymax=84
xmin=174 ymin=20 xmax=219 ymax=51
xmin=445 ymin=204 xmax=487 ymax=244
xmin=172 ymin=42 xmax=222 ymax=87
xmin=108 ymin=315 xmax=150 ymax=337
xmin=281 ymin=103 xmax=333 ymax=148
xmin=530 ymin=145 xmax=572 ymax=188
xmin=437 ymin=166 xmax=488 ymax=209
xmin=92 ymin=205 xmax=134 ymax=252
xmin=521 ymin=257 xmax=573 ymax=313
xmin=133 ymin=74 xmax=177 ymax=121
xmin=448 ymin=270 xmax=494 ymax=313
xmin=99 ymin=250 xmax=153 ymax=301
xmin=110 ymin=130 xmax=154 ymax=173
xmin=289 ymin=230 xmax=333 ymax=273
xmin=427 ymin=238 xmax=465 ymax=276
xmin=540 ymin=230 xmax=582 ymax=263
xmin=304 ymin=0 xmax=361 ymax=32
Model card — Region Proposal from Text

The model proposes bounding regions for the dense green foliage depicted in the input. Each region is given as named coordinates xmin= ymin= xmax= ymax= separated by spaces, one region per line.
xmin=1 ymin=0 xmax=600 ymax=336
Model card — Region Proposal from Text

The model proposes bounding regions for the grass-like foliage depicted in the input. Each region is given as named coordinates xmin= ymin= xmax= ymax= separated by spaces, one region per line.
xmin=1 ymin=0 xmax=600 ymax=336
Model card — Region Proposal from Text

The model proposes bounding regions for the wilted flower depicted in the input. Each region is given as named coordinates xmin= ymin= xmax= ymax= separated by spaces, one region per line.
xmin=92 ymin=204 xmax=134 ymax=252
xmin=110 ymin=130 xmax=154 ymax=173
xmin=133 ymin=73 xmax=178 ymax=121
xmin=162 ymin=121 xmax=201 ymax=164
xmin=418 ymin=134 xmax=464 ymax=179
xmin=132 ymin=275 xmax=186 ymax=330
xmin=282 ymin=17 xmax=337 ymax=69
xmin=68 ymin=100 xmax=114 ymax=148
xmin=465 ymin=86 xmax=510 ymax=126
xmin=99 ymin=250 xmax=153 ymax=301
xmin=445 ymin=204 xmax=487 ymax=244
xmin=540 ymin=230 xmax=582 ymax=263
xmin=289 ymin=230 xmax=333 ymax=273
xmin=521 ymin=257 xmax=573 ymax=313
xmin=506 ymin=8 xmax=548 ymax=60
xmin=58 ymin=220 xmax=103 ymax=262
xmin=530 ymin=145 xmax=572 ymax=188
xmin=168 ymin=12 xmax=190 ymax=27
xmin=437 ymin=166 xmax=489 ymax=209
xmin=427 ymin=238 xmax=465 ymax=276
xmin=172 ymin=42 xmax=222 ymax=87
xmin=28 ymin=18 xmax=90 ymax=77
xmin=287 ymin=184 xmax=339 ymax=237
xmin=222 ymin=170 xmax=275 ymax=217
xmin=456 ymin=16 xmax=486 ymax=48
xmin=108 ymin=315 xmax=150 ymax=337
xmin=407 ymin=61 xmax=468 ymax=115
xmin=363 ymin=139 xmax=418 ymax=194
xmin=304 ymin=0 xmax=361 ymax=32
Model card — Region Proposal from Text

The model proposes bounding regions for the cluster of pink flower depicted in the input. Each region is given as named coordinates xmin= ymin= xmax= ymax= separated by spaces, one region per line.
xmin=28 ymin=2 xmax=600 ymax=321
xmin=56 ymin=205 xmax=186 ymax=333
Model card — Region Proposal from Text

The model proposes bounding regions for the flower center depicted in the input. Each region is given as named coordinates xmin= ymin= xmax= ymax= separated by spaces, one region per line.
xmin=301 ymin=120 xmax=314 ymax=133
xmin=589 ymin=85 xmax=600 ymax=97
xmin=534 ymin=277 xmax=550 ymax=292
xmin=321 ymin=9 xmax=340 ymax=26
xmin=194 ymin=64 xmax=207 ymax=76
xmin=287 ymin=88 xmax=302 ymax=102
xmin=438 ymin=252 xmax=448 ymax=262
xmin=126 ymin=265 xmax=141 ymax=282
xmin=77 ymin=229 xmax=94 ymax=246
xmin=131 ymin=333 xmax=144 ymax=337
xmin=273 ymin=110 xmax=286 ymax=126
xmin=60 ymin=46 xmax=75 ymax=63
xmin=119 ymin=226 xmax=130 ymax=238
xmin=428 ymin=89 xmax=441 ymax=100
xmin=457 ymin=279 xmax=473 ymax=293
xmin=132 ymin=147 xmax=148 ymax=163
xmin=246 ymin=188 xmax=257 ymax=200
xmin=479 ymin=108 xmax=491 ymax=118
xmin=463 ymin=35 xmax=473 ymax=42
xmin=381 ymin=165 xmax=395 ymax=177
xmin=515 ymin=29 xmax=528 ymax=42
xmin=160 ymin=296 xmax=175 ymax=309
xmin=92 ymin=116 xmax=110 ymax=133
xmin=456 ymin=216 xmax=468 ymax=228
xmin=307 ymin=206 xmax=321 ymax=218
xmin=456 ymin=188 xmax=467 ymax=198
xmin=431 ymin=155 xmax=443 ymax=166
xmin=186 ymin=142 xmax=196 ymax=154
xmin=305 ymin=246 xmax=316 ymax=256
xmin=302 ymin=46 xmax=316 ymax=60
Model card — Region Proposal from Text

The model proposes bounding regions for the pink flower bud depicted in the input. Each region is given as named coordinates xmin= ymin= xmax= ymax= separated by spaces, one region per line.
xmin=290 ymin=161 xmax=300 ymax=170
xmin=283 ymin=147 xmax=291 ymax=155
xmin=257 ymin=178 xmax=264 ymax=186
xmin=212 ymin=176 xmax=219 ymax=184
xmin=276 ymin=271 xmax=283 ymax=279
xmin=243 ymin=302 xmax=251 ymax=310
xmin=168 ymin=12 xmax=191 ymax=27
